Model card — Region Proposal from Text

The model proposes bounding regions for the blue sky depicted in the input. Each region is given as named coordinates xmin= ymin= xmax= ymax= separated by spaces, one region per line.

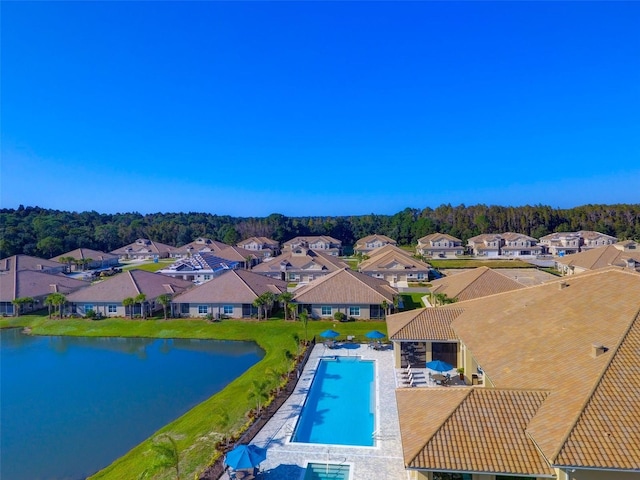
xmin=2 ymin=1 xmax=639 ymax=216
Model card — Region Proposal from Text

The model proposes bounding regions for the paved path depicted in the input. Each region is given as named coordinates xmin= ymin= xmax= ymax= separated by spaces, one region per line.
xmin=236 ymin=343 xmax=408 ymax=480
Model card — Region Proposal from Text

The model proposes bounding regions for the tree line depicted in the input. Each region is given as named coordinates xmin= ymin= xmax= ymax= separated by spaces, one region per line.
xmin=1 ymin=203 xmax=638 ymax=259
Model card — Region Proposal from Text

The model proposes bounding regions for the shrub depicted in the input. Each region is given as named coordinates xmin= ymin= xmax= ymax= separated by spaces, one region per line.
xmin=85 ymin=309 xmax=96 ymax=319
xmin=333 ymin=312 xmax=346 ymax=322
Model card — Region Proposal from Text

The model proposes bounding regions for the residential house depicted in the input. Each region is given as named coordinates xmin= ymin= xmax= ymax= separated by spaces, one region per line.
xmin=555 ymin=241 xmax=640 ymax=275
xmin=282 ymin=236 xmax=342 ymax=256
xmin=236 ymin=237 xmax=280 ymax=259
xmin=467 ymin=232 xmax=541 ymax=258
xmin=353 ymin=234 xmax=397 ymax=255
xmin=111 ymin=238 xmax=177 ymax=260
xmin=0 ymin=269 xmax=89 ymax=316
xmin=577 ymin=230 xmax=618 ymax=250
xmin=251 ymin=248 xmax=348 ymax=284
xmin=466 ymin=233 xmax=502 ymax=257
xmin=425 ymin=266 xmax=526 ymax=306
xmin=293 ymin=268 xmax=396 ymax=320
xmin=358 ymin=248 xmax=431 ymax=287
xmin=499 ymin=232 xmax=543 ymax=257
xmin=416 ymin=233 xmax=464 ymax=258
xmin=539 ymin=230 xmax=617 ymax=256
xmin=0 ymin=254 xmax=66 ymax=275
xmin=157 ymin=252 xmax=240 ymax=283
xmin=170 ymin=269 xmax=287 ymax=319
xmin=214 ymin=246 xmax=260 ymax=269
xmin=172 ymin=237 xmax=231 ymax=258
xmin=390 ymin=268 xmax=640 ymax=480
xmin=65 ymin=269 xmax=193 ymax=317
xmin=52 ymin=248 xmax=119 ymax=271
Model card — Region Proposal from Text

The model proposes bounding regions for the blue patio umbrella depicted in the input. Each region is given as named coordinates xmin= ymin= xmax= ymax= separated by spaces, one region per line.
xmin=426 ymin=359 xmax=454 ymax=373
xmin=225 ymin=444 xmax=267 ymax=470
xmin=365 ymin=330 xmax=386 ymax=339
xmin=319 ymin=329 xmax=340 ymax=338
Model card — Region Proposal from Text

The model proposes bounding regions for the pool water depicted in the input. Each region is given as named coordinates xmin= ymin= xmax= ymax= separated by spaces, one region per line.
xmin=292 ymin=357 xmax=375 ymax=446
xmin=304 ymin=462 xmax=350 ymax=480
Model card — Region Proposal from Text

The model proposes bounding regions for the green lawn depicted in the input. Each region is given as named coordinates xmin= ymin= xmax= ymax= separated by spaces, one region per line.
xmin=1 ymin=315 xmax=387 ymax=479
xmin=121 ymin=260 xmax=174 ymax=273
xmin=399 ymin=293 xmax=425 ymax=310
xmin=428 ymin=259 xmax=536 ymax=269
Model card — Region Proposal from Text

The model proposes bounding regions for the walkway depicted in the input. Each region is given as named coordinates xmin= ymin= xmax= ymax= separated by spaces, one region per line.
xmin=229 ymin=343 xmax=408 ymax=480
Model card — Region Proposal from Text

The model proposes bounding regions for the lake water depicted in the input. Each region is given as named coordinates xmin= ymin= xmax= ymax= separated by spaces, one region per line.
xmin=0 ymin=329 xmax=265 ymax=480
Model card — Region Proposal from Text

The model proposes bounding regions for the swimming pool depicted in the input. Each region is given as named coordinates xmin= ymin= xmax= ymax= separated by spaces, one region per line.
xmin=304 ymin=462 xmax=351 ymax=480
xmin=292 ymin=356 xmax=375 ymax=446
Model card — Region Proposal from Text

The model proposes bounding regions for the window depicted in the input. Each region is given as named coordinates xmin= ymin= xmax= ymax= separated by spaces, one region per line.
xmin=321 ymin=306 xmax=332 ymax=316
xmin=85 ymin=304 xmax=94 ymax=312
xmin=223 ymin=305 xmax=233 ymax=315
xmin=349 ymin=306 xmax=360 ymax=317
xmin=198 ymin=305 xmax=208 ymax=314
xmin=108 ymin=304 xmax=117 ymax=313
xmin=433 ymin=473 xmax=471 ymax=480
xmin=203 ymin=274 xmax=211 ymax=281
xmin=417 ymin=273 xmax=425 ymax=280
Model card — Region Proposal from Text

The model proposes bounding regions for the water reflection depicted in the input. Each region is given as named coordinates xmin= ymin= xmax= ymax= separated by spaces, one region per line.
xmin=0 ymin=329 xmax=264 ymax=480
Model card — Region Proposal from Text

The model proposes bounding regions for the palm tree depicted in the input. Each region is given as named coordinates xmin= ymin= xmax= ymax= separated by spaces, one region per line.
xmin=381 ymin=300 xmax=389 ymax=318
xmin=45 ymin=293 xmax=66 ymax=318
xmin=253 ymin=295 xmax=266 ymax=320
xmin=58 ymin=256 xmax=75 ymax=273
xmin=261 ymin=291 xmax=276 ymax=319
xmin=44 ymin=295 xmax=55 ymax=318
xmin=134 ymin=293 xmax=147 ymax=319
xmin=122 ymin=297 xmax=135 ymax=319
xmin=278 ymin=292 xmax=294 ymax=321
xmin=157 ymin=294 xmax=172 ymax=320
xmin=299 ymin=310 xmax=309 ymax=344
xmin=247 ymin=380 xmax=270 ymax=415
xmin=11 ymin=297 xmax=34 ymax=317
xmin=138 ymin=434 xmax=181 ymax=480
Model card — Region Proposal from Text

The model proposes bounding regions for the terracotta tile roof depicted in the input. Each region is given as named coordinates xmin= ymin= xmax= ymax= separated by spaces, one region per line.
xmin=252 ymin=249 xmax=347 ymax=274
xmin=354 ymin=234 xmax=397 ymax=247
xmin=387 ymin=308 xmax=463 ymax=341
xmin=0 ymin=254 xmax=63 ymax=272
xmin=417 ymin=233 xmax=462 ymax=245
xmin=172 ymin=269 xmax=287 ymax=303
xmin=555 ymin=244 xmax=640 ymax=271
xmin=293 ymin=268 xmax=396 ymax=304
xmin=52 ymin=248 xmax=118 ymax=262
xmin=554 ymin=309 xmax=640 ymax=470
xmin=283 ymin=235 xmax=341 ymax=247
xmin=173 ymin=238 xmax=230 ymax=255
xmin=0 ymin=269 xmax=89 ymax=301
xmin=365 ymin=244 xmax=415 ymax=259
xmin=359 ymin=251 xmax=431 ymax=272
xmin=237 ymin=237 xmax=278 ymax=248
xmin=216 ymin=246 xmax=259 ymax=262
xmin=66 ymin=270 xmax=193 ymax=302
xmin=446 ymin=269 xmax=640 ymax=468
xmin=428 ymin=266 xmax=525 ymax=302
xmin=111 ymin=238 xmax=177 ymax=256
xmin=397 ymin=388 xmax=554 ymax=476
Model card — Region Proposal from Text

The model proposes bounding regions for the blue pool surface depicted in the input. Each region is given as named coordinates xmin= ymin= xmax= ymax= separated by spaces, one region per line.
xmin=304 ymin=462 xmax=350 ymax=480
xmin=292 ymin=357 xmax=375 ymax=446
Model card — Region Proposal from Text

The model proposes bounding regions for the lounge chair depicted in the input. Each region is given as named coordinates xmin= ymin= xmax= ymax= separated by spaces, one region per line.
xmin=325 ymin=339 xmax=337 ymax=349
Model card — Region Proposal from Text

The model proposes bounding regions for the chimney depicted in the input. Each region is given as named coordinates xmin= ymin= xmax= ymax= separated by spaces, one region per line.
xmin=591 ymin=343 xmax=608 ymax=358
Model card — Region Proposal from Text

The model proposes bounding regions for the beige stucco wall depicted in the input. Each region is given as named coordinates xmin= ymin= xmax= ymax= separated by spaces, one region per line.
xmin=558 ymin=469 xmax=640 ymax=480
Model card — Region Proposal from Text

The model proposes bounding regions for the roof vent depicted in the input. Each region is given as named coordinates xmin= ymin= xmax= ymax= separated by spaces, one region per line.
xmin=559 ymin=281 xmax=569 ymax=290
xmin=591 ymin=343 xmax=608 ymax=358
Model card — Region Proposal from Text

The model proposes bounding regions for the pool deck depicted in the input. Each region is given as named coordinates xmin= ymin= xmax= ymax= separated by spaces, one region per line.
xmin=229 ymin=343 xmax=408 ymax=480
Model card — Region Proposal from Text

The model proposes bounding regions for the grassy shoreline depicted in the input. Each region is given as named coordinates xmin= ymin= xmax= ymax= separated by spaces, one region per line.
xmin=1 ymin=315 xmax=386 ymax=479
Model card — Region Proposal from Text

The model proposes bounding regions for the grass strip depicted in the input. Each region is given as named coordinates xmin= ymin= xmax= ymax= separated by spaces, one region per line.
xmin=1 ymin=315 xmax=387 ymax=479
